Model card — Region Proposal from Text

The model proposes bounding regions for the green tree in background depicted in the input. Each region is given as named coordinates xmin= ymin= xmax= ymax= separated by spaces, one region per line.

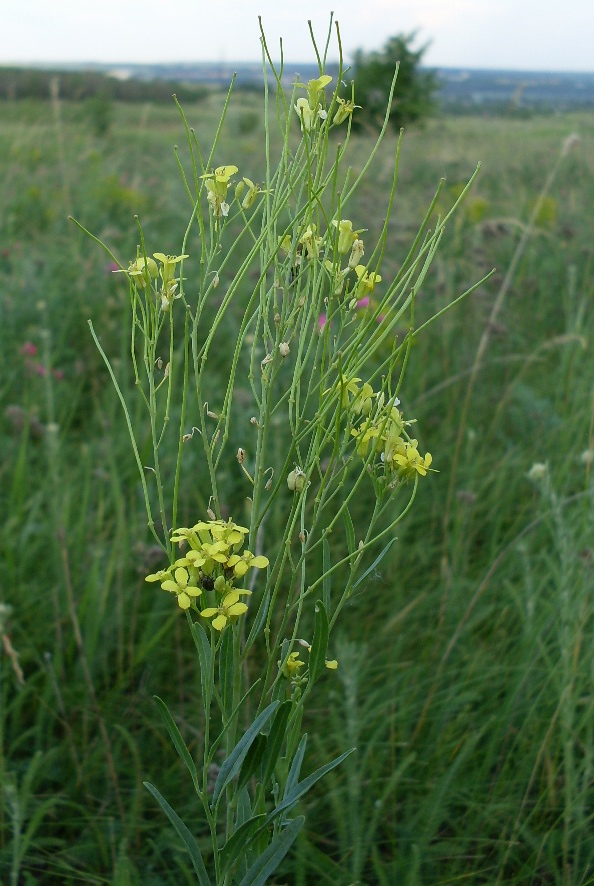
xmin=353 ymin=32 xmax=438 ymax=131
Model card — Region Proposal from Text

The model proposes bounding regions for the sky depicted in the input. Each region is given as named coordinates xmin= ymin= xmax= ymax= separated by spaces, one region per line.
xmin=2 ymin=0 xmax=594 ymax=73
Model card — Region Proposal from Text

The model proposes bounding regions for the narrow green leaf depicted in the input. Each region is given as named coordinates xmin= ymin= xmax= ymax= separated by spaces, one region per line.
xmin=212 ymin=701 xmax=279 ymax=806
xmin=322 ymin=539 xmax=331 ymax=611
xmin=245 ymin=587 xmax=270 ymax=651
xmin=153 ymin=696 xmax=198 ymax=788
xmin=343 ymin=507 xmax=356 ymax=556
xmin=260 ymin=700 xmax=292 ymax=787
xmin=284 ymin=733 xmax=307 ymax=799
xmin=237 ymin=732 xmax=267 ymax=791
xmin=236 ymin=785 xmax=253 ymax=829
xmin=352 ymin=537 xmax=397 ymax=591
xmin=219 ymin=814 xmax=267 ymax=878
xmin=190 ymin=620 xmax=212 ymax=715
xmin=268 ymin=748 xmax=355 ymax=823
xmin=209 ymin=680 xmax=261 ymax=759
xmin=143 ymin=782 xmax=211 ymax=885
xmin=308 ymin=600 xmax=329 ymax=684
xmin=238 ymin=816 xmax=305 ymax=886
xmin=219 ymin=626 xmax=235 ymax=717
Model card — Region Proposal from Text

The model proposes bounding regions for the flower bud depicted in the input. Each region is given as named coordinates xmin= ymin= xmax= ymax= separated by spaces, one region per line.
xmin=348 ymin=239 xmax=365 ymax=269
xmin=234 ymin=180 xmax=246 ymax=202
xmin=279 ymin=341 xmax=290 ymax=357
xmin=240 ymin=177 xmax=260 ymax=210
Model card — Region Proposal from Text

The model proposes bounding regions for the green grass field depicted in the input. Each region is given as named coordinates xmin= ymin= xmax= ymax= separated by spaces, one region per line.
xmin=1 ymin=90 xmax=594 ymax=884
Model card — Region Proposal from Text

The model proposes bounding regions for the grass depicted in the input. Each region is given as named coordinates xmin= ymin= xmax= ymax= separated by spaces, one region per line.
xmin=1 ymin=89 xmax=594 ymax=884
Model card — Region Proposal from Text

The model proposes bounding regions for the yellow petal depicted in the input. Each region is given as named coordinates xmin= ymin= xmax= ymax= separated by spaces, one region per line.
xmin=174 ymin=567 xmax=189 ymax=587
xmin=177 ymin=593 xmax=191 ymax=609
xmin=212 ymin=614 xmax=228 ymax=631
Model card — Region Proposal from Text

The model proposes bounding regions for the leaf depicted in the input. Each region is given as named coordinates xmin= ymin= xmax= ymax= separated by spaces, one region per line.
xmin=190 ymin=620 xmax=213 ymax=715
xmin=284 ymin=733 xmax=307 ymax=799
xmin=343 ymin=507 xmax=356 ymax=556
xmin=268 ymin=748 xmax=355 ymax=824
xmin=351 ymin=537 xmax=397 ymax=591
xmin=322 ymin=539 xmax=331 ymax=611
xmin=245 ymin=587 xmax=270 ymax=650
xmin=260 ymin=700 xmax=292 ymax=787
xmin=212 ymin=701 xmax=279 ymax=806
xmin=308 ymin=600 xmax=329 ymax=684
xmin=237 ymin=733 xmax=267 ymax=791
xmin=238 ymin=816 xmax=305 ymax=886
xmin=209 ymin=680 xmax=261 ymax=759
xmin=219 ymin=814 xmax=267 ymax=878
xmin=153 ymin=696 xmax=199 ymax=789
xmin=143 ymin=782 xmax=211 ymax=885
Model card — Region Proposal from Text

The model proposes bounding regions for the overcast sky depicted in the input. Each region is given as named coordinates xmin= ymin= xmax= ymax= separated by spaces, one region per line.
xmin=2 ymin=0 xmax=593 ymax=72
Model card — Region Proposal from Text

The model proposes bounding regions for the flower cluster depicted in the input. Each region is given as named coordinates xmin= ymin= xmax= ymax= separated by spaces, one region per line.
xmin=281 ymin=215 xmax=382 ymax=317
xmin=114 ymin=252 xmax=188 ymax=311
xmin=146 ymin=518 xmax=269 ymax=628
xmin=278 ymin=639 xmax=338 ymax=685
xmin=330 ymin=376 xmax=434 ymax=481
xmin=198 ymin=165 xmax=271 ymax=219
xmin=200 ymin=165 xmax=238 ymax=218
xmin=293 ymin=75 xmax=359 ymax=133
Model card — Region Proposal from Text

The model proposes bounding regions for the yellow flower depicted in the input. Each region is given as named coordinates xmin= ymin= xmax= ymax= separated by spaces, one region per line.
xmin=201 ymin=165 xmax=238 ymax=217
xmin=325 ymin=659 xmax=338 ymax=670
xmin=332 ymin=219 xmax=362 ymax=255
xmin=304 ymin=74 xmax=333 ymax=108
xmin=173 ymin=549 xmax=207 ymax=572
xmin=354 ymin=265 xmax=382 ymax=296
xmin=208 ymin=519 xmax=249 ymax=548
xmin=226 ymin=550 xmax=269 ymax=578
xmin=201 ymin=591 xmax=250 ymax=631
xmin=329 ymin=374 xmax=362 ymax=410
xmin=236 ymin=177 xmax=272 ymax=210
xmin=160 ymin=567 xmax=202 ymax=609
xmin=294 ymin=97 xmax=327 ymax=133
xmin=351 ymin=422 xmax=382 ymax=457
xmin=114 ymin=256 xmax=158 ymax=289
xmin=352 ymin=382 xmax=375 ymax=417
xmin=200 ymin=165 xmax=238 ymax=195
xmin=145 ymin=567 xmax=172 ymax=583
xmin=294 ymin=97 xmax=315 ymax=132
xmin=153 ymin=253 xmax=188 ymax=286
xmin=391 ymin=440 xmax=433 ymax=478
xmin=333 ymin=96 xmax=360 ymax=126
xmin=279 ymin=651 xmax=305 ymax=680
xmin=299 ymin=224 xmax=322 ymax=258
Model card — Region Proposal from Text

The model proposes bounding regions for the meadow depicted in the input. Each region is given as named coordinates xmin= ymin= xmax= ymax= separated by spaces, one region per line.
xmin=1 ymin=85 xmax=594 ymax=885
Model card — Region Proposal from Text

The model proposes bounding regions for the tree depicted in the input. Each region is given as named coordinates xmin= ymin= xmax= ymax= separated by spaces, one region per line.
xmin=353 ymin=32 xmax=438 ymax=131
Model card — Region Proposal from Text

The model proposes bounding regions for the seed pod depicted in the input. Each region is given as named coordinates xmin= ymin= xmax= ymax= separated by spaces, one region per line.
xmin=287 ymin=467 xmax=307 ymax=492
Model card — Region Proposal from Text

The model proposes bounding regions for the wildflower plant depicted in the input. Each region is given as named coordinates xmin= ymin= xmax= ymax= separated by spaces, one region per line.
xmin=72 ymin=16 xmax=490 ymax=884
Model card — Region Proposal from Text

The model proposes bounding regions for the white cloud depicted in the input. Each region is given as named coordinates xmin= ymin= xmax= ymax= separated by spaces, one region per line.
xmin=1 ymin=0 xmax=593 ymax=71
